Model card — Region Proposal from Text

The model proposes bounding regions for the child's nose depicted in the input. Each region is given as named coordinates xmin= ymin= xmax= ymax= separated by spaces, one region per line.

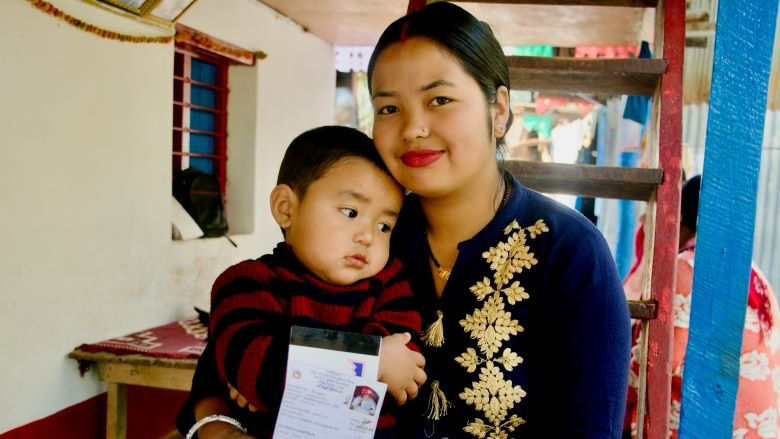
xmin=354 ymin=226 xmax=374 ymax=245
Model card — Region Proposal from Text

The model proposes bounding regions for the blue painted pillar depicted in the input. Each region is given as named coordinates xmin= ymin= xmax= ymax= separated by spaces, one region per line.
xmin=678 ymin=1 xmax=779 ymax=438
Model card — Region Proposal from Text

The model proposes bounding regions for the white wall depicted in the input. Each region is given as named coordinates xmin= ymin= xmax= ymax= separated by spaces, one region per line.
xmin=0 ymin=0 xmax=334 ymax=432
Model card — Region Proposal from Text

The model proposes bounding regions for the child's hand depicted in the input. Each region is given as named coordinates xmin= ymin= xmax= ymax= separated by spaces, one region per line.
xmin=378 ymin=333 xmax=427 ymax=405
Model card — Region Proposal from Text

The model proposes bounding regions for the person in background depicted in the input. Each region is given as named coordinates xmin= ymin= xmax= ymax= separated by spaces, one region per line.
xmin=624 ymin=175 xmax=780 ymax=438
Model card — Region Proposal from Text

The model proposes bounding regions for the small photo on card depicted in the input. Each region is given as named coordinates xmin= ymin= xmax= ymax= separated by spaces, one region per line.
xmin=347 ymin=385 xmax=380 ymax=416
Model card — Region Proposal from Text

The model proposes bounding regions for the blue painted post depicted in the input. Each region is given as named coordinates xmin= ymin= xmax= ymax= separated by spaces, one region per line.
xmin=678 ymin=1 xmax=779 ymax=438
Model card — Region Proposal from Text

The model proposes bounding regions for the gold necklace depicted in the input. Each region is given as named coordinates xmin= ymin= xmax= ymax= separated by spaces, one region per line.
xmin=427 ymin=238 xmax=452 ymax=281
xmin=426 ymin=174 xmax=512 ymax=282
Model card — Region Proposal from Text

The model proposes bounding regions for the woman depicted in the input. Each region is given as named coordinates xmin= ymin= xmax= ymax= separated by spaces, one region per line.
xmin=180 ymin=3 xmax=630 ymax=438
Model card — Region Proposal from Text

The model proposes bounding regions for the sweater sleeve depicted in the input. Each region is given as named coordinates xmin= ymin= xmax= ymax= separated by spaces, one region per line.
xmin=361 ymin=259 xmax=423 ymax=350
xmin=209 ymin=260 xmax=292 ymax=413
xmin=550 ymin=226 xmax=632 ymax=438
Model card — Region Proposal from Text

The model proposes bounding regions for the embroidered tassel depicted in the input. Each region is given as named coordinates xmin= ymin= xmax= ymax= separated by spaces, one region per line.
xmin=421 ymin=310 xmax=444 ymax=347
xmin=424 ymin=380 xmax=453 ymax=420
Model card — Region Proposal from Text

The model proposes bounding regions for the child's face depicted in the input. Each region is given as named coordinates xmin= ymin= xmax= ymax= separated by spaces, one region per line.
xmin=285 ymin=157 xmax=403 ymax=285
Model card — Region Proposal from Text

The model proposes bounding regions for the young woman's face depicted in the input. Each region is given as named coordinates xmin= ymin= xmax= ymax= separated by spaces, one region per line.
xmin=370 ymin=37 xmax=508 ymax=198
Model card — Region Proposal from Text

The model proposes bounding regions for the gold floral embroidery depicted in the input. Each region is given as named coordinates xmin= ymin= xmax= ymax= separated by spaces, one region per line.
xmin=458 ymin=219 xmax=548 ymax=438
xmin=455 ymin=347 xmax=483 ymax=373
xmin=501 ymin=281 xmax=529 ymax=305
xmin=482 ymin=227 xmax=538 ymax=288
xmin=464 ymin=415 xmax=527 ymax=439
xmin=495 ymin=348 xmax=523 ymax=371
xmin=460 ymin=296 xmax=523 ymax=358
xmin=459 ymin=362 xmax=527 ymax=424
xmin=528 ymin=219 xmax=550 ymax=239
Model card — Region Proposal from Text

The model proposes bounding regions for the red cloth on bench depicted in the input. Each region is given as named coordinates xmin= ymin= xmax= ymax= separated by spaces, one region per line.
xmin=76 ymin=318 xmax=207 ymax=359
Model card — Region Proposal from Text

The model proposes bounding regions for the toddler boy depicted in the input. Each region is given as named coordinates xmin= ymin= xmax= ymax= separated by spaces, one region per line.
xmin=181 ymin=126 xmax=425 ymax=439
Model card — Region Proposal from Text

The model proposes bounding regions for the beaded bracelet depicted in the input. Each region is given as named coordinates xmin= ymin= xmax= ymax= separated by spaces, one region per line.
xmin=185 ymin=414 xmax=248 ymax=439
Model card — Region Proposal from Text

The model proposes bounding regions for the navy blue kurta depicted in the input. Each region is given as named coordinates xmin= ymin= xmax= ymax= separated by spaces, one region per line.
xmin=394 ymin=174 xmax=631 ymax=439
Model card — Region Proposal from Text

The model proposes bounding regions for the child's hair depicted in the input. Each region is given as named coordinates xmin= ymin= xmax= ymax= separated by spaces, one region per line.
xmin=277 ymin=126 xmax=391 ymax=198
xmin=366 ymin=2 xmax=513 ymax=148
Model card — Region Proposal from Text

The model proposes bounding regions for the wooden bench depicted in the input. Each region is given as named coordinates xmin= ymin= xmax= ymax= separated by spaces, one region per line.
xmin=69 ymin=318 xmax=206 ymax=439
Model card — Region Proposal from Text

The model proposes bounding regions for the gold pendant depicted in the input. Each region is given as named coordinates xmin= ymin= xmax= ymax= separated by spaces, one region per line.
xmin=437 ymin=267 xmax=451 ymax=281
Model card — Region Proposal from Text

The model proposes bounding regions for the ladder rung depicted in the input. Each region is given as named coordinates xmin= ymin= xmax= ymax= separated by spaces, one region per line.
xmin=503 ymin=161 xmax=663 ymax=200
xmin=507 ymin=57 xmax=668 ymax=96
xmin=461 ymin=0 xmax=657 ymax=6
xmin=628 ymin=300 xmax=657 ymax=320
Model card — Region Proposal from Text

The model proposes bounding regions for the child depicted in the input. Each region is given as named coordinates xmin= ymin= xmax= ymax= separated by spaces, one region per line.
xmin=181 ymin=126 xmax=426 ymax=439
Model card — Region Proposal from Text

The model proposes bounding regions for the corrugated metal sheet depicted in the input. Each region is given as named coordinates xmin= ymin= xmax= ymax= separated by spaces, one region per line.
xmin=683 ymin=0 xmax=717 ymax=106
xmin=682 ymin=104 xmax=780 ymax=291
xmin=683 ymin=1 xmax=780 ymax=110
xmin=770 ymin=10 xmax=780 ymax=110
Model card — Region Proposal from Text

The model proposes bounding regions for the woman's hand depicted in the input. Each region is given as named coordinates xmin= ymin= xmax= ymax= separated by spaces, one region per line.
xmin=193 ymin=396 xmax=257 ymax=439
xmin=227 ymin=382 xmax=259 ymax=412
xmin=196 ymin=423 xmax=256 ymax=439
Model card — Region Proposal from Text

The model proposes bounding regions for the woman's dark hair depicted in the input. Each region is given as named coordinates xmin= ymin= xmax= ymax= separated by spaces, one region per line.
xmin=277 ymin=126 xmax=390 ymax=198
xmin=680 ymin=174 xmax=702 ymax=232
xmin=367 ymin=2 xmax=514 ymax=148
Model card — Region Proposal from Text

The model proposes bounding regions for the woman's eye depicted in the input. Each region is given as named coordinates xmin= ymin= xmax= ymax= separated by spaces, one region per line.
xmin=377 ymin=105 xmax=398 ymax=115
xmin=377 ymin=223 xmax=392 ymax=233
xmin=340 ymin=207 xmax=358 ymax=218
xmin=430 ymin=96 xmax=452 ymax=107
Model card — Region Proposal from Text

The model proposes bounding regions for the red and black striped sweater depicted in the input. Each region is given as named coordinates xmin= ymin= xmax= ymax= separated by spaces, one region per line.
xmin=209 ymin=243 xmax=422 ymax=437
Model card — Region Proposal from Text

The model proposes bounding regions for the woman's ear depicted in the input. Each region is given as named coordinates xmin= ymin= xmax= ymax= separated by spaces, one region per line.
xmin=270 ymin=184 xmax=298 ymax=230
xmin=492 ymin=85 xmax=511 ymax=138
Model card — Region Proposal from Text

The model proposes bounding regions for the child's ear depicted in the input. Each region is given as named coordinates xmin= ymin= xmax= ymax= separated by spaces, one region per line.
xmin=270 ymin=184 xmax=298 ymax=229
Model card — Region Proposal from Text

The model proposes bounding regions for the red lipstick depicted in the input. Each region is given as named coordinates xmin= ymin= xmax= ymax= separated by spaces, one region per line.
xmin=400 ymin=150 xmax=443 ymax=167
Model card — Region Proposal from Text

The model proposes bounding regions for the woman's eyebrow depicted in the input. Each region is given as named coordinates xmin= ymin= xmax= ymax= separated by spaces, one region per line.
xmin=372 ymin=90 xmax=395 ymax=100
xmin=420 ymin=79 xmax=455 ymax=92
xmin=372 ymin=79 xmax=456 ymax=100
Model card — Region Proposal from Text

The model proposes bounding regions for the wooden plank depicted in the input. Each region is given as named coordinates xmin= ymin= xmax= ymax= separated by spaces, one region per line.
xmin=502 ymin=160 xmax=662 ymax=200
xmin=685 ymin=37 xmax=708 ymax=48
xmin=636 ymin=192 xmax=657 ymax=439
xmin=69 ymin=350 xmax=198 ymax=370
xmin=678 ymin=0 xmax=779 ymax=436
xmin=628 ymin=300 xmax=657 ymax=320
xmin=106 ymin=382 xmax=127 ymax=439
xmin=458 ymin=0 xmax=658 ymax=6
xmin=645 ymin=0 xmax=684 ymax=436
xmin=507 ymin=57 xmax=667 ymax=96
xmin=96 ymin=362 xmax=195 ymax=391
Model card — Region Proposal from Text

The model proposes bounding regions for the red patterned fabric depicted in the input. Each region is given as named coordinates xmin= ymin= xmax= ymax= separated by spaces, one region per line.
xmin=76 ymin=318 xmax=207 ymax=359
xmin=624 ymin=243 xmax=780 ymax=438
